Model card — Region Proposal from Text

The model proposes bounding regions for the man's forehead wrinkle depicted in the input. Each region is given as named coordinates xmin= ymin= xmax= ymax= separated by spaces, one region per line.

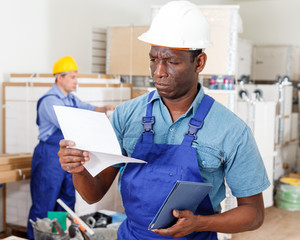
xmin=151 ymin=50 xmax=182 ymax=61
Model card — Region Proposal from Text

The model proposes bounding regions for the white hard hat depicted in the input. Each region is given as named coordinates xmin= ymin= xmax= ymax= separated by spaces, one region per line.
xmin=138 ymin=1 xmax=213 ymax=50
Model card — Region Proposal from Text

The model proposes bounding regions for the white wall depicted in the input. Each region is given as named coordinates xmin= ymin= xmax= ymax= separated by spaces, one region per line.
xmin=0 ymin=0 xmax=298 ymax=80
xmin=0 ymin=0 xmax=235 ymax=79
xmin=0 ymin=0 xmax=51 ymax=79
xmin=238 ymin=0 xmax=300 ymax=45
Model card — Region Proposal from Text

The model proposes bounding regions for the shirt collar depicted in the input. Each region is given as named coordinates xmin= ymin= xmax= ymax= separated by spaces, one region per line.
xmin=190 ymin=83 xmax=205 ymax=116
xmin=50 ymin=84 xmax=73 ymax=100
xmin=148 ymin=83 xmax=205 ymax=116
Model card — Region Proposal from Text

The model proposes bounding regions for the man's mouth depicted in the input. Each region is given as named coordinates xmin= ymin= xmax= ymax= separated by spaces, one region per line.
xmin=154 ymin=81 xmax=167 ymax=86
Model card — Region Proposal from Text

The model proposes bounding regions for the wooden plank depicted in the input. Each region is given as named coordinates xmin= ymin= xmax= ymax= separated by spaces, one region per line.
xmin=0 ymin=168 xmax=31 ymax=184
xmin=10 ymin=74 xmax=33 ymax=78
xmin=78 ymin=74 xmax=99 ymax=78
xmin=0 ymin=157 xmax=32 ymax=165
xmin=99 ymin=74 xmax=119 ymax=79
xmin=0 ymin=154 xmax=32 ymax=165
xmin=2 ymin=82 xmax=6 ymax=153
xmin=0 ymin=153 xmax=32 ymax=158
xmin=77 ymin=83 xmax=132 ymax=88
xmin=9 ymin=73 xmax=118 ymax=79
xmin=3 ymin=184 xmax=6 ymax=232
xmin=0 ymin=154 xmax=33 ymax=233
xmin=78 ymin=74 xmax=118 ymax=79
xmin=38 ymin=73 xmax=53 ymax=78
xmin=0 ymin=163 xmax=31 ymax=171
xmin=3 ymin=82 xmax=52 ymax=87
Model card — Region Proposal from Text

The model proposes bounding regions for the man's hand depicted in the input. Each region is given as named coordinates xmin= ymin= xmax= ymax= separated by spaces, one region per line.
xmin=153 ymin=193 xmax=265 ymax=238
xmin=94 ymin=105 xmax=115 ymax=118
xmin=152 ymin=209 xmax=201 ymax=238
xmin=58 ymin=139 xmax=89 ymax=173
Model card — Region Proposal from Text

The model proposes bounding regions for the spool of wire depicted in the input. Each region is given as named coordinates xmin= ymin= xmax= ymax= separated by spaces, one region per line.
xmin=275 ymin=177 xmax=300 ymax=211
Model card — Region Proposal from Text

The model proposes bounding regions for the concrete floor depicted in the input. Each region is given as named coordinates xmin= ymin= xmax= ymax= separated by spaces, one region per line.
xmin=231 ymin=206 xmax=300 ymax=240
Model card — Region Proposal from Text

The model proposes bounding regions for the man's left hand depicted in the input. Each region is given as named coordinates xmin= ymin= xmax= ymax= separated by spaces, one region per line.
xmin=151 ymin=209 xmax=200 ymax=238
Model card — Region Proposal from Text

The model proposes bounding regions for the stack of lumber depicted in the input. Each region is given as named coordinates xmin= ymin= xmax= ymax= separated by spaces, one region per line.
xmin=0 ymin=153 xmax=32 ymax=183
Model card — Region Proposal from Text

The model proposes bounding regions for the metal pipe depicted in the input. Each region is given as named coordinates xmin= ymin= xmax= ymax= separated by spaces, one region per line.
xmin=57 ymin=198 xmax=95 ymax=236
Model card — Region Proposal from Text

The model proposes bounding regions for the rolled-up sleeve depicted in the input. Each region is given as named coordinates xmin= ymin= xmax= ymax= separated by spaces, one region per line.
xmin=225 ymin=126 xmax=270 ymax=197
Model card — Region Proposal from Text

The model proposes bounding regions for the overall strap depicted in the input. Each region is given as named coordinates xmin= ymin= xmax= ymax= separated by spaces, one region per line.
xmin=36 ymin=94 xmax=60 ymax=126
xmin=36 ymin=94 xmax=77 ymax=126
xmin=69 ymin=94 xmax=78 ymax=108
xmin=141 ymin=91 xmax=156 ymax=144
xmin=182 ymin=95 xmax=215 ymax=146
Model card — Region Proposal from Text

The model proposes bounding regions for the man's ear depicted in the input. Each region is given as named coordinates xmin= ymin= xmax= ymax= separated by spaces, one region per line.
xmin=56 ymin=74 xmax=63 ymax=83
xmin=195 ymin=52 xmax=207 ymax=73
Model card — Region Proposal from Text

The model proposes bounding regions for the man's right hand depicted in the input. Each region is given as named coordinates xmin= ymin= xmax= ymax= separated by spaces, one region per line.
xmin=58 ymin=139 xmax=89 ymax=173
xmin=59 ymin=140 xmax=119 ymax=204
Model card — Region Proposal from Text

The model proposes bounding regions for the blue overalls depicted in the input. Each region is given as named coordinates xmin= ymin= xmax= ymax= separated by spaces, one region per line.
xmin=118 ymin=91 xmax=218 ymax=240
xmin=27 ymin=94 xmax=77 ymax=239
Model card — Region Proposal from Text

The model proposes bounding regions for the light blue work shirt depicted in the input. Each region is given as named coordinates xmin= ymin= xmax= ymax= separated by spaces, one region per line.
xmin=110 ymin=85 xmax=270 ymax=212
xmin=38 ymin=84 xmax=95 ymax=142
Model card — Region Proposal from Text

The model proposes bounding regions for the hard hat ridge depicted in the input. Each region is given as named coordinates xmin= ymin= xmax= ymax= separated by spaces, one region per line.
xmin=138 ymin=0 xmax=213 ymax=50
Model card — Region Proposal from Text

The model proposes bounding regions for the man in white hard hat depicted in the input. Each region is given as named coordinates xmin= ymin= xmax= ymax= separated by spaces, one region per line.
xmin=27 ymin=56 xmax=115 ymax=239
xmin=58 ymin=1 xmax=270 ymax=239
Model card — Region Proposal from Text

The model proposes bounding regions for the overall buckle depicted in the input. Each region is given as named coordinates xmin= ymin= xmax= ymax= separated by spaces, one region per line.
xmin=142 ymin=116 xmax=155 ymax=133
xmin=185 ymin=118 xmax=204 ymax=140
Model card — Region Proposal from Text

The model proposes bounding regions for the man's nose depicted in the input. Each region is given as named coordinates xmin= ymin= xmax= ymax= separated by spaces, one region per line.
xmin=154 ymin=61 xmax=168 ymax=78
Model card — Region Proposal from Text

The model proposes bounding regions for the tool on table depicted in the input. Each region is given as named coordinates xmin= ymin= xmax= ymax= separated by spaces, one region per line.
xmin=52 ymin=219 xmax=65 ymax=236
xmin=35 ymin=217 xmax=53 ymax=232
xmin=31 ymin=217 xmax=68 ymax=240
xmin=85 ymin=212 xmax=112 ymax=228
xmin=57 ymin=198 xmax=95 ymax=236
xmin=67 ymin=214 xmax=90 ymax=240
xmin=69 ymin=222 xmax=84 ymax=240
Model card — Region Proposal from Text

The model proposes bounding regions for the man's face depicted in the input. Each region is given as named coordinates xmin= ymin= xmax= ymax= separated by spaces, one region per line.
xmin=149 ymin=46 xmax=205 ymax=100
xmin=57 ymin=71 xmax=78 ymax=94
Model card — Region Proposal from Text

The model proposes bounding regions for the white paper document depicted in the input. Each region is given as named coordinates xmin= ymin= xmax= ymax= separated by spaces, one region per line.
xmin=54 ymin=106 xmax=146 ymax=177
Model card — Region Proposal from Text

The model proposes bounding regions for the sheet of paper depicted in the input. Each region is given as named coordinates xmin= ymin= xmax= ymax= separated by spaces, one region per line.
xmin=54 ymin=106 xmax=146 ymax=177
